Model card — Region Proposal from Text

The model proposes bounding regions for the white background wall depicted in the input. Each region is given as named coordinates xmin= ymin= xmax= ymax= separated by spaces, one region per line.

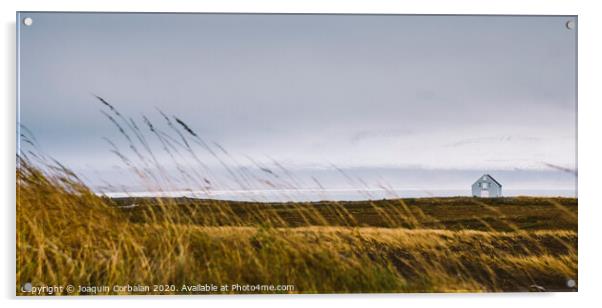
xmin=2 ymin=0 xmax=600 ymax=307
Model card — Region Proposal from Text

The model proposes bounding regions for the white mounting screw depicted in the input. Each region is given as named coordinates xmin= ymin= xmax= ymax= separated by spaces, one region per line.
xmin=566 ymin=20 xmax=575 ymax=30
xmin=566 ymin=279 xmax=576 ymax=288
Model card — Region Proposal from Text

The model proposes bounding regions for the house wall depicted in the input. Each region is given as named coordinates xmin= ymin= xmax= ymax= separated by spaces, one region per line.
xmin=472 ymin=176 xmax=502 ymax=197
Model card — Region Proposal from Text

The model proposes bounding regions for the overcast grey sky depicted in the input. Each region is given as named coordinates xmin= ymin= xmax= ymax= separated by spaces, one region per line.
xmin=17 ymin=13 xmax=577 ymax=197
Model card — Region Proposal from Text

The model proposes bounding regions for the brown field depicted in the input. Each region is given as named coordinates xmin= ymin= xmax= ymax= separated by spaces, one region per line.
xmin=113 ymin=196 xmax=577 ymax=231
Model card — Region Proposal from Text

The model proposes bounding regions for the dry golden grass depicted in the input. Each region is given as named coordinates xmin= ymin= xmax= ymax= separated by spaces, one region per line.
xmin=17 ymin=159 xmax=577 ymax=295
xmin=16 ymin=97 xmax=578 ymax=295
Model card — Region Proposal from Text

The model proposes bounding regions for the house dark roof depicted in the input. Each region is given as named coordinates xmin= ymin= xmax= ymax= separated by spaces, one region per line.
xmin=483 ymin=174 xmax=502 ymax=187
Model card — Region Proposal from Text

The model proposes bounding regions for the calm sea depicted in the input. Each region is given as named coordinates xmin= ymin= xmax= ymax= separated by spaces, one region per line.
xmin=102 ymin=188 xmax=576 ymax=202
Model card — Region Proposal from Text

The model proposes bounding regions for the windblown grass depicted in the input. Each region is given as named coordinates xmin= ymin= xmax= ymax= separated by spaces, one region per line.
xmin=16 ymin=97 xmax=578 ymax=295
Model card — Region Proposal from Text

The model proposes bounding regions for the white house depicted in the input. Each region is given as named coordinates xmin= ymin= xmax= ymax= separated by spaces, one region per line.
xmin=472 ymin=174 xmax=502 ymax=198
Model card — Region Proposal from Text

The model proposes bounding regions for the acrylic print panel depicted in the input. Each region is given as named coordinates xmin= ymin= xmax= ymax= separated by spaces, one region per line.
xmin=16 ymin=12 xmax=577 ymax=295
